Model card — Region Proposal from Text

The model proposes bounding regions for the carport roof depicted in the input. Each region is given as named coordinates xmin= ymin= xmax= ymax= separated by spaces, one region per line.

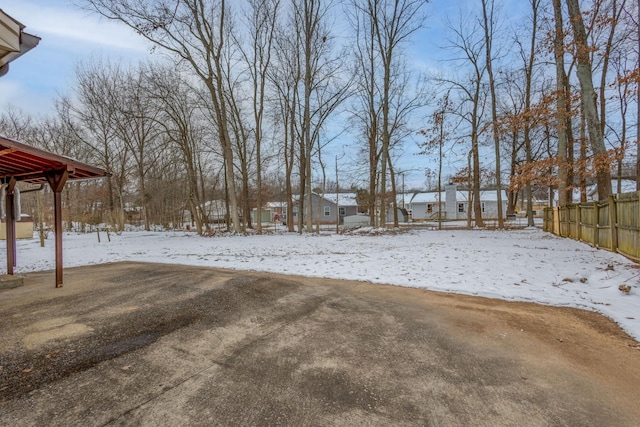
xmin=1 ymin=135 xmax=108 ymax=288
xmin=0 ymin=135 xmax=108 ymax=184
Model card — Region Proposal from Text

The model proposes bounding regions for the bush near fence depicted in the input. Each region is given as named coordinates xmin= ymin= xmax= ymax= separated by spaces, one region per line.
xmin=543 ymin=191 xmax=640 ymax=262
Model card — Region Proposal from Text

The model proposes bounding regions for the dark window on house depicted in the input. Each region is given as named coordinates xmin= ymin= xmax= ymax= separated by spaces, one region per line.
xmin=427 ymin=204 xmax=433 ymax=213
xmin=481 ymin=202 xmax=485 ymax=212
xmin=339 ymin=207 xmax=346 ymax=216
xmin=458 ymin=203 xmax=465 ymax=213
xmin=293 ymin=206 xmax=298 ymax=217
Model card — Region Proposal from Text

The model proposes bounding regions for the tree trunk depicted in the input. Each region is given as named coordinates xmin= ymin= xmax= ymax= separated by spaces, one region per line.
xmin=565 ymin=0 xmax=612 ymax=200
xmin=553 ymin=0 xmax=568 ymax=207
xmin=388 ymin=156 xmax=398 ymax=227
xmin=481 ymin=0 xmax=504 ymax=228
xmin=637 ymin=0 xmax=640 ymax=191
xmin=471 ymin=80 xmax=484 ymax=228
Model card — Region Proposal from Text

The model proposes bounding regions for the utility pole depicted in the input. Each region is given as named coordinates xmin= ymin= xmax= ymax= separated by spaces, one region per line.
xmin=335 ymin=154 xmax=339 ymax=233
xmin=402 ymin=173 xmax=405 ymax=209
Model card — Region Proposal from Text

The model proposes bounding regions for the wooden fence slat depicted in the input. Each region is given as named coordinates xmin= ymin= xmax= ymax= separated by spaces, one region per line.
xmin=609 ymin=195 xmax=617 ymax=253
xmin=544 ymin=190 xmax=639 ymax=261
xmin=593 ymin=202 xmax=599 ymax=248
xmin=576 ymin=204 xmax=581 ymax=241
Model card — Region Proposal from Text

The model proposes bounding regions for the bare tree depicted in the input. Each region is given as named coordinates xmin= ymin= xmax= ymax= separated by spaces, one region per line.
xmin=442 ymin=11 xmax=488 ymax=227
xmin=480 ymin=0 xmax=504 ymax=228
xmin=292 ymin=0 xmax=343 ymax=232
xmin=636 ymin=0 xmax=640 ymax=190
xmin=347 ymin=2 xmax=381 ymax=225
xmin=144 ymin=64 xmax=209 ymax=234
xmin=83 ymin=0 xmax=242 ymax=231
xmin=239 ymin=0 xmax=280 ymax=233
xmin=565 ymin=0 xmax=612 ymax=200
xmin=270 ymin=20 xmax=302 ymax=232
xmin=271 ymin=0 xmax=350 ymax=233
xmin=418 ymin=91 xmax=452 ymax=229
xmin=351 ymin=0 xmax=428 ymax=227
xmin=515 ymin=0 xmax=541 ymax=225
xmin=0 ymin=106 xmax=33 ymax=140
xmin=551 ymin=0 xmax=571 ymax=207
xmin=220 ymin=31 xmax=255 ymax=232
xmin=111 ymin=66 xmax=164 ymax=231
xmin=61 ymin=60 xmax=129 ymax=232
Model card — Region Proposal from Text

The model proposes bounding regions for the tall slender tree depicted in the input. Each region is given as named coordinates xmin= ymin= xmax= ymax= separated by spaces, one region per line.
xmin=83 ymin=0 xmax=242 ymax=231
xmin=565 ymin=0 xmax=612 ymax=200
xmin=350 ymin=0 xmax=428 ymax=227
xmin=480 ymin=0 xmax=504 ymax=228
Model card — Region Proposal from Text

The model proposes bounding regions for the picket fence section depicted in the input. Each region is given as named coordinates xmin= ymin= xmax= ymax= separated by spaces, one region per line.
xmin=543 ymin=191 xmax=640 ymax=262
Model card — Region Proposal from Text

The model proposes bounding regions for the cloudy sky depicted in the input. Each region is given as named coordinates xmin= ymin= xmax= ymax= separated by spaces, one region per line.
xmin=1 ymin=0 xmax=524 ymax=189
xmin=1 ymin=0 xmax=152 ymax=114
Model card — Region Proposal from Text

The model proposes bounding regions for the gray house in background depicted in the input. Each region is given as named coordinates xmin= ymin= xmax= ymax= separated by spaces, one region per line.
xmin=292 ymin=192 xmax=359 ymax=224
xmin=409 ymin=184 xmax=508 ymax=221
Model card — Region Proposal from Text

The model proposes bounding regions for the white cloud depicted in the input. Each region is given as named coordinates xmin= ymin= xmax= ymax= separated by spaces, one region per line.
xmin=1 ymin=1 xmax=154 ymax=115
xmin=4 ymin=1 xmax=150 ymax=54
xmin=0 ymin=76 xmax=57 ymax=116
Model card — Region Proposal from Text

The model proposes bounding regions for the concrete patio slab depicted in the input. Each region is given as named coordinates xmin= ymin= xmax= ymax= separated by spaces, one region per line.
xmin=1 ymin=262 xmax=639 ymax=426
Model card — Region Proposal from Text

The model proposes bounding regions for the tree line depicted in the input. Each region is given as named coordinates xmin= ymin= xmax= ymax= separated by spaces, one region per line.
xmin=1 ymin=0 xmax=638 ymax=233
xmin=421 ymin=0 xmax=638 ymax=227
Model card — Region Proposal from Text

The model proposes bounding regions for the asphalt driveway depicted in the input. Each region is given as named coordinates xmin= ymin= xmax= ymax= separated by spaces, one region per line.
xmin=1 ymin=262 xmax=639 ymax=426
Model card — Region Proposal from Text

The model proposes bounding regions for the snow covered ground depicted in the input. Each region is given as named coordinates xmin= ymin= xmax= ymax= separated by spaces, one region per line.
xmin=3 ymin=227 xmax=639 ymax=341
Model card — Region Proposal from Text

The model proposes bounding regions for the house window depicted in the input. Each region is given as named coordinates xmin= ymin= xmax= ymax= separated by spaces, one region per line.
xmin=481 ymin=202 xmax=485 ymax=212
xmin=427 ymin=204 xmax=433 ymax=213
xmin=293 ymin=206 xmax=298 ymax=217
xmin=339 ymin=207 xmax=346 ymax=216
xmin=458 ymin=203 xmax=465 ymax=213
xmin=324 ymin=206 xmax=331 ymax=216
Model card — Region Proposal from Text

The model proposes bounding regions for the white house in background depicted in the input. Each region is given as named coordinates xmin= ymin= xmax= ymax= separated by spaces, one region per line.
xmin=409 ymin=191 xmax=444 ymax=221
xmin=586 ymin=179 xmax=637 ymax=201
xmin=409 ymin=184 xmax=508 ymax=221
xmin=548 ymin=179 xmax=638 ymax=207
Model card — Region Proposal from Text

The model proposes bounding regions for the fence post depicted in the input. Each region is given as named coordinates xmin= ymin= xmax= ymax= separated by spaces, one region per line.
xmin=609 ymin=195 xmax=617 ymax=253
xmin=637 ymin=192 xmax=640 ymax=259
xmin=593 ymin=202 xmax=599 ymax=248
xmin=576 ymin=203 xmax=581 ymax=241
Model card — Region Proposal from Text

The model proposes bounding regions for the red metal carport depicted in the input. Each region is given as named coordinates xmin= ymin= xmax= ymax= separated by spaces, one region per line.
xmin=1 ymin=135 xmax=108 ymax=287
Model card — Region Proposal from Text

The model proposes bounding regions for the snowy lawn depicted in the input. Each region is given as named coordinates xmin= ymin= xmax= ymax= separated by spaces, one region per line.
xmin=4 ymin=227 xmax=640 ymax=341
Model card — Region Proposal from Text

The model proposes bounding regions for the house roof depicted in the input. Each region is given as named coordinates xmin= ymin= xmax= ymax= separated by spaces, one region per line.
xmin=0 ymin=135 xmax=108 ymax=184
xmin=461 ymin=190 xmax=508 ymax=202
xmin=265 ymin=201 xmax=286 ymax=209
xmin=320 ymin=192 xmax=358 ymax=207
xmin=410 ymin=189 xmax=508 ymax=204
xmin=0 ymin=9 xmax=40 ymax=76
xmin=410 ymin=192 xmax=444 ymax=204
xmin=290 ymin=192 xmax=359 ymax=207
xmin=552 ymin=180 xmax=638 ymax=204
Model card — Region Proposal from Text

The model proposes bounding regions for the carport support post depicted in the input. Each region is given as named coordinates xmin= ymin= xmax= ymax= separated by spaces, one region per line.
xmin=46 ymin=170 xmax=68 ymax=287
xmin=5 ymin=177 xmax=17 ymax=275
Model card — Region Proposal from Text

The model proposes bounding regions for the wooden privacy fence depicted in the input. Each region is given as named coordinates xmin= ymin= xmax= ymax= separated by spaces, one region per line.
xmin=543 ymin=191 xmax=640 ymax=262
